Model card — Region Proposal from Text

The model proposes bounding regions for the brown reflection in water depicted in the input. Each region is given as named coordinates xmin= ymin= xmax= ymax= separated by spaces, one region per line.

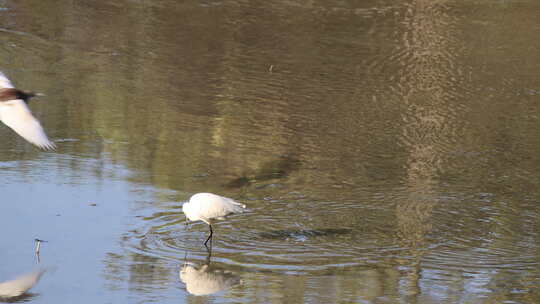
xmin=393 ymin=0 xmax=462 ymax=298
xmin=45 ymin=1 xmax=304 ymax=193
xmin=103 ymin=251 xmax=174 ymax=294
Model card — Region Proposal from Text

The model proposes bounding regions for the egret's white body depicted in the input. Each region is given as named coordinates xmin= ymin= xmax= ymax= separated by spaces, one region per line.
xmin=0 ymin=269 xmax=45 ymax=298
xmin=0 ymin=71 xmax=55 ymax=150
xmin=180 ymin=263 xmax=241 ymax=296
xmin=183 ymin=193 xmax=246 ymax=245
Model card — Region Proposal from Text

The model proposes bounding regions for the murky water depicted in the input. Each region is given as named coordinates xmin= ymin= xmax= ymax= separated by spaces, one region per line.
xmin=1 ymin=0 xmax=540 ymax=303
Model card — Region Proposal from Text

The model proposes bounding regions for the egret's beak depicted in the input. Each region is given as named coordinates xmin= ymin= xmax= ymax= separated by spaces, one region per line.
xmin=35 ymin=92 xmax=46 ymax=97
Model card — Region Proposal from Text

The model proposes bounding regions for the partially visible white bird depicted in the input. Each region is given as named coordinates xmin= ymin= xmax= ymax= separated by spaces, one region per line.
xmin=182 ymin=193 xmax=247 ymax=246
xmin=0 ymin=71 xmax=55 ymax=150
xmin=0 ymin=269 xmax=45 ymax=299
xmin=180 ymin=262 xmax=241 ymax=296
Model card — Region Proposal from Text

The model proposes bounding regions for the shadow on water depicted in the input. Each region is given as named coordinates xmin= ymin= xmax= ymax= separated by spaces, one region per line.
xmin=180 ymin=247 xmax=242 ymax=296
xmin=259 ymin=228 xmax=352 ymax=241
xmin=0 ymin=293 xmax=38 ymax=304
xmin=224 ymin=155 xmax=301 ymax=189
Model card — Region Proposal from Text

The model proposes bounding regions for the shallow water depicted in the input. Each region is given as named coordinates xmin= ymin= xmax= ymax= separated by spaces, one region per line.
xmin=1 ymin=0 xmax=540 ymax=303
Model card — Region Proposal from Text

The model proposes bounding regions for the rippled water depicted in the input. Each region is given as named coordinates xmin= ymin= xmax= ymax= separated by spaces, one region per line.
xmin=1 ymin=0 xmax=540 ymax=303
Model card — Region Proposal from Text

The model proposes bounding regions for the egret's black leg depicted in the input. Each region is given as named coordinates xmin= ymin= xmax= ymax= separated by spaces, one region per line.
xmin=204 ymin=242 xmax=212 ymax=265
xmin=204 ymin=224 xmax=213 ymax=246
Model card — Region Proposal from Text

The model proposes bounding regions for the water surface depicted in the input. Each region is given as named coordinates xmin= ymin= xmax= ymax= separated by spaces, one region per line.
xmin=1 ymin=0 xmax=540 ymax=303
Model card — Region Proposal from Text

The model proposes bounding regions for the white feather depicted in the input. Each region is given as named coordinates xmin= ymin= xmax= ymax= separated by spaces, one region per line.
xmin=0 ymin=71 xmax=14 ymax=89
xmin=183 ymin=193 xmax=246 ymax=225
xmin=0 ymin=99 xmax=56 ymax=150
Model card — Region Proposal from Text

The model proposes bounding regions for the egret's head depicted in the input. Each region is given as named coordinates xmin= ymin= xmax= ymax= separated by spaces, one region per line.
xmin=182 ymin=202 xmax=192 ymax=221
xmin=179 ymin=263 xmax=197 ymax=283
xmin=182 ymin=202 xmax=188 ymax=213
xmin=18 ymin=90 xmax=40 ymax=102
xmin=0 ymin=88 xmax=41 ymax=103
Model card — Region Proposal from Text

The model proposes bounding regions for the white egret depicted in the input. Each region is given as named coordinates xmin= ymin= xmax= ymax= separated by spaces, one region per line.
xmin=0 ymin=71 xmax=55 ymax=150
xmin=182 ymin=193 xmax=246 ymax=246
xmin=0 ymin=269 xmax=45 ymax=299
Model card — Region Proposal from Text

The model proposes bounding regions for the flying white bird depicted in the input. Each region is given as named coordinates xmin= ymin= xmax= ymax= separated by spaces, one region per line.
xmin=0 ymin=71 xmax=55 ymax=150
xmin=0 ymin=269 xmax=45 ymax=299
xmin=182 ymin=193 xmax=246 ymax=246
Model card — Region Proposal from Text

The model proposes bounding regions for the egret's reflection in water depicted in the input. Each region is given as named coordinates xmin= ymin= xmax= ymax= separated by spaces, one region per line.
xmin=0 ymin=269 xmax=45 ymax=302
xmin=180 ymin=248 xmax=242 ymax=296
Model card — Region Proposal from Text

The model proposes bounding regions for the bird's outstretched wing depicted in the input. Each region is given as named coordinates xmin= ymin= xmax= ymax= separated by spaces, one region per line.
xmin=0 ymin=99 xmax=56 ymax=150
xmin=0 ymin=71 xmax=15 ymax=89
